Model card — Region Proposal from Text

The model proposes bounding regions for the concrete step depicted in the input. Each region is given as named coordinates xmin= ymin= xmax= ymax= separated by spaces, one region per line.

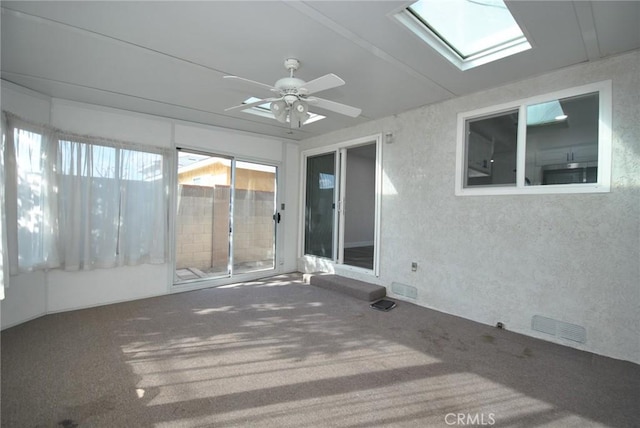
xmin=308 ymin=274 xmax=386 ymax=302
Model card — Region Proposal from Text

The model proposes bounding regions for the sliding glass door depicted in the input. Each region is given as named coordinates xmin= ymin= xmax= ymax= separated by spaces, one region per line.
xmin=303 ymin=139 xmax=379 ymax=273
xmin=233 ymin=161 xmax=277 ymax=274
xmin=174 ymin=149 xmax=277 ymax=284
xmin=304 ymin=153 xmax=336 ymax=259
xmin=339 ymin=144 xmax=377 ymax=270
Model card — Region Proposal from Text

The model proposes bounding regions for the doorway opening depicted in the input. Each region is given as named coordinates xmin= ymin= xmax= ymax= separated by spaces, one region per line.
xmin=341 ymin=144 xmax=376 ymax=270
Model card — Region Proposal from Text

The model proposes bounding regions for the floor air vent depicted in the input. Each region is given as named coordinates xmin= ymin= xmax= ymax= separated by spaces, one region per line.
xmin=532 ymin=315 xmax=587 ymax=343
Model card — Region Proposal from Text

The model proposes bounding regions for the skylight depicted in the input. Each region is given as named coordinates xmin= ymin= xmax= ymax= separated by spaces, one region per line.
xmin=396 ymin=0 xmax=531 ymax=70
xmin=241 ymin=97 xmax=326 ymax=124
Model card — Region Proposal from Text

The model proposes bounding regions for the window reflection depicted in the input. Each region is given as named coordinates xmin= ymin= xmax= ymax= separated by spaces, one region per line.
xmin=525 ymin=92 xmax=599 ymax=186
xmin=465 ymin=110 xmax=518 ymax=187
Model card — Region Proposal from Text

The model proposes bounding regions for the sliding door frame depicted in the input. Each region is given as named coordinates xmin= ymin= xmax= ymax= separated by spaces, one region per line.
xmin=172 ymin=146 xmax=282 ymax=291
xmin=299 ymin=134 xmax=382 ymax=277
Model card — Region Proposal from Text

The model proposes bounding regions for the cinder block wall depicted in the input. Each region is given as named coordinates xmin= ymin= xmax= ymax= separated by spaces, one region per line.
xmin=176 ymin=185 xmax=274 ymax=272
xmin=233 ymin=189 xmax=276 ymax=268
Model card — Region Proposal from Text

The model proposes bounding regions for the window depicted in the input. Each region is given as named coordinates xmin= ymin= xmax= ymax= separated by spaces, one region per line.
xmin=465 ymin=109 xmax=518 ymax=187
xmin=56 ymin=140 xmax=166 ymax=270
xmin=0 ymin=115 xmax=7 ymax=299
xmin=5 ymin=117 xmax=168 ymax=272
xmin=395 ymin=0 xmax=531 ymax=70
xmin=455 ymin=80 xmax=612 ymax=195
xmin=12 ymin=128 xmax=55 ymax=269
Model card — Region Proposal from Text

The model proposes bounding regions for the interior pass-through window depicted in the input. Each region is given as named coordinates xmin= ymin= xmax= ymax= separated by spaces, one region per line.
xmin=456 ymin=80 xmax=611 ymax=196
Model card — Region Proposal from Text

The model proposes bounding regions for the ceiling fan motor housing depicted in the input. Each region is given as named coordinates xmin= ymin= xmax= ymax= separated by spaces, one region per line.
xmin=276 ymin=77 xmax=305 ymax=93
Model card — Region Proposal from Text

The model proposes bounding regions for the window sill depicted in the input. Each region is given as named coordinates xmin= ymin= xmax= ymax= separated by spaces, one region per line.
xmin=455 ymin=183 xmax=611 ymax=197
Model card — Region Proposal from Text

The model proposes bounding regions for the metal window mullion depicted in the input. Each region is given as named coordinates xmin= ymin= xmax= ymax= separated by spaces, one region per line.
xmin=334 ymin=150 xmax=343 ymax=264
xmin=337 ymin=149 xmax=346 ymax=265
xmin=115 ymin=146 xmax=122 ymax=260
xmin=228 ymin=158 xmax=236 ymax=277
xmin=272 ymin=165 xmax=278 ymax=271
xmin=516 ymin=104 xmax=528 ymax=188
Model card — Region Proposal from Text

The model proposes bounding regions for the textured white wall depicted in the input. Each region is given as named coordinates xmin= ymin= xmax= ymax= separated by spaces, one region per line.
xmin=299 ymin=51 xmax=640 ymax=364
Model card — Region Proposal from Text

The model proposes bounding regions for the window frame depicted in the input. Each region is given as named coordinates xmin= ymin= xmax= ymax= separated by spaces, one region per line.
xmin=394 ymin=1 xmax=531 ymax=70
xmin=455 ymin=80 xmax=612 ymax=196
xmin=299 ymin=134 xmax=383 ymax=277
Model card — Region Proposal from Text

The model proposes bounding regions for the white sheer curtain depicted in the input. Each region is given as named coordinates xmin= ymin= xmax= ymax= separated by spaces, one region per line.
xmin=56 ymin=138 xmax=168 ymax=270
xmin=1 ymin=113 xmax=9 ymax=299
xmin=4 ymin=113 xmax=168 ymax=273
xmin=5 ymin=118 xmax=59 ymax=272
xmin=118 ymin=148 xmax=167 ymax=266
xmin=57 ymin=139 xmax=121 ymax=270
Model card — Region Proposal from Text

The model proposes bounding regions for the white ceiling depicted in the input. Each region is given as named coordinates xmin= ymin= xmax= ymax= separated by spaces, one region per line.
xmin=2 ymin=1 xmax=639 ymax=142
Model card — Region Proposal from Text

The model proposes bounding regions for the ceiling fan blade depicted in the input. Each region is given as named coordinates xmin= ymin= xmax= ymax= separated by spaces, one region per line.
xmin=223 ymin=75 xmax=277 ymax=93
xmin=307 ymin=97 xmax=361 ymax=117
xmin=224 ymin=97 xmax=279 ymax=112
xmin=300 ymin=73 xmax=345 ymax=95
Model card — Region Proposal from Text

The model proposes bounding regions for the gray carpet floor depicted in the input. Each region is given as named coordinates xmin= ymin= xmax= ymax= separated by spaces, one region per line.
xmin=1 ymin=273 xmax=639 ymax=427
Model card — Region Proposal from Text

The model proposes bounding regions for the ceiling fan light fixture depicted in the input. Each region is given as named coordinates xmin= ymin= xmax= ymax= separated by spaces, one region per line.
xmin=292 ymin=100 xmax=307 ymax=114
xmin=290 ymin=112 xmax=310 ymax=128
xmin=270 ymin=100 xmax=288 ymax=123
xmin=292 ymin=100 xmax=309 ymax=125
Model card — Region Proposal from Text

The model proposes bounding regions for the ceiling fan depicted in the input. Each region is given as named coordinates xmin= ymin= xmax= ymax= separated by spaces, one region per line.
xmin=223 ymin=58 xmax=362 ymax=128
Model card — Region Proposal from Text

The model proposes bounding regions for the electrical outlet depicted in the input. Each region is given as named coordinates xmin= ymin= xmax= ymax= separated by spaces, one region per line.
xmin=411 ymin=262 xmax=418 ymax=272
